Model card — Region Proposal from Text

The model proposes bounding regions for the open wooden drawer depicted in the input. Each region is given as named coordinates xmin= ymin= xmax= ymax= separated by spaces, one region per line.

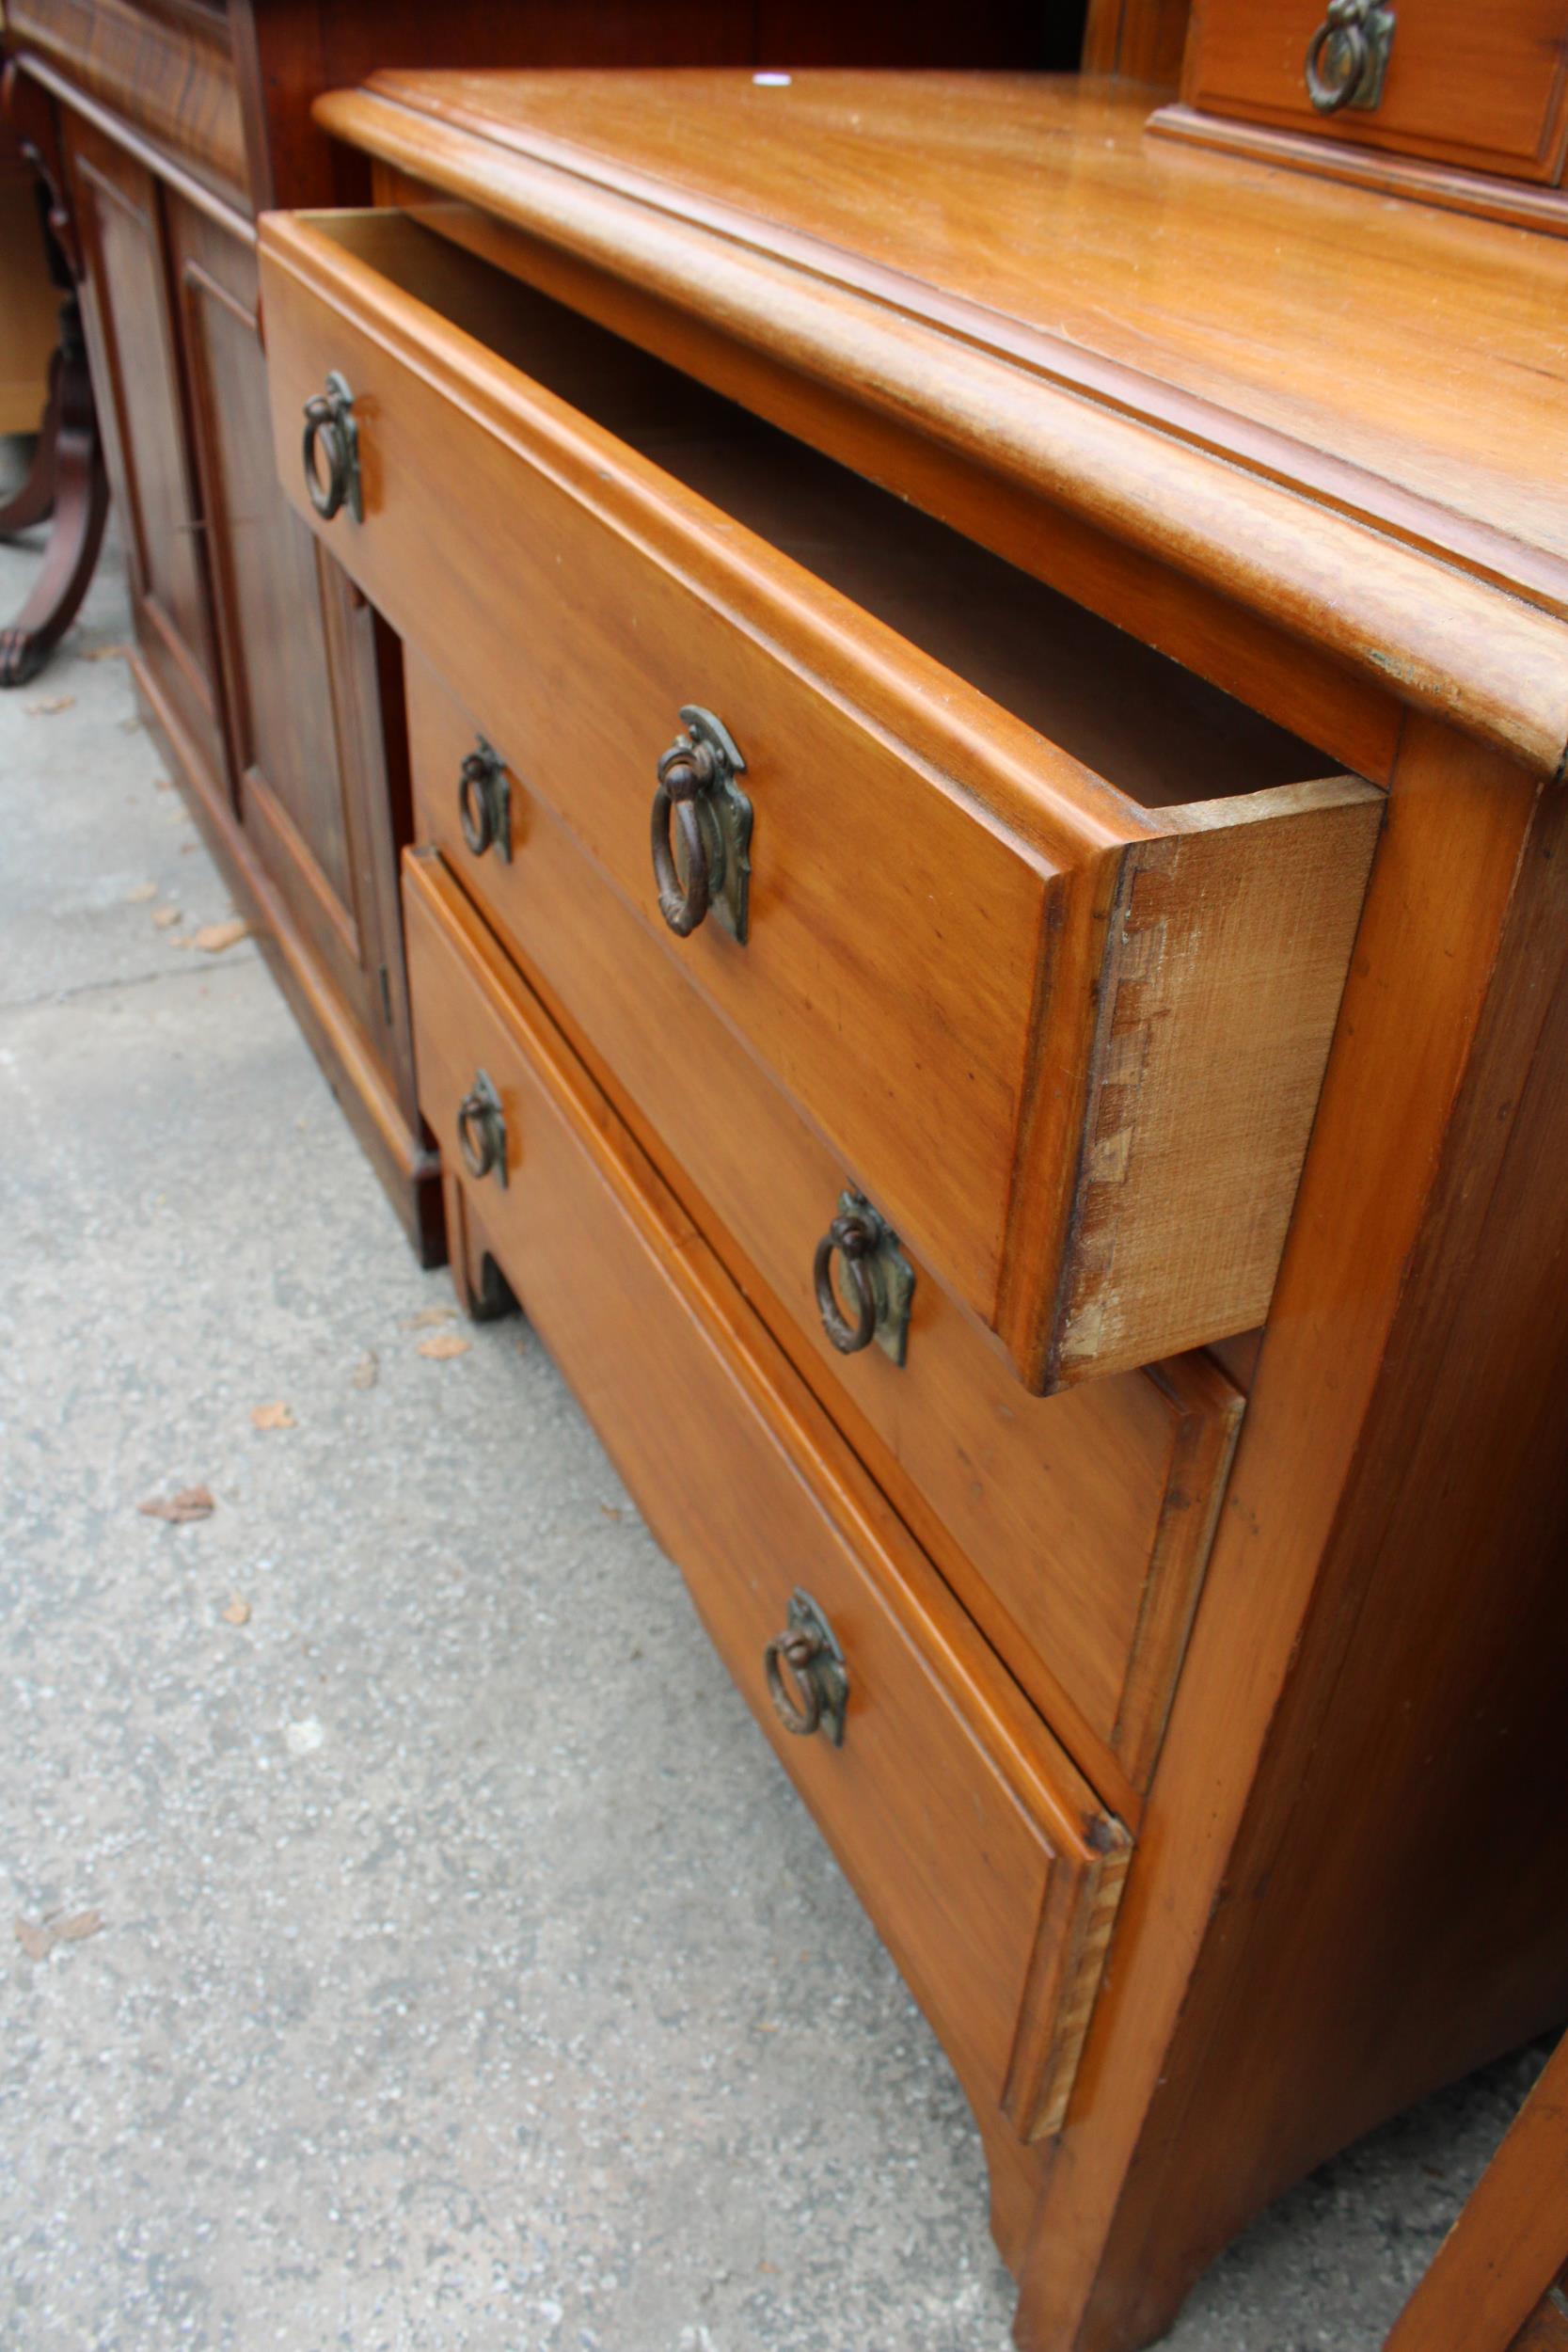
xmin=261 ymin=206 xmax=1385 ymax=1391
xmin=402 ymin=843 xmax=1132 ymax=2171
xmin=406 ymin=644 xmax=1243 ymax=1799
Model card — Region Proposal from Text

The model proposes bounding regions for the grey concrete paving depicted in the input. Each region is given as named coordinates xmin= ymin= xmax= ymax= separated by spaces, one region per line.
xmin=0 ymin=513 xmax=1553 ymax=2352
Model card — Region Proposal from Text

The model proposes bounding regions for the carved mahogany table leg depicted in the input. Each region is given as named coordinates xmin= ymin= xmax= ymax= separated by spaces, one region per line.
xmin=0 ymin=290 xmax=108 ymax=686
xmin=0 ymin=362 xmax=57 ymax=534
xmin=0 ymin=63 xmax=109 ymax=688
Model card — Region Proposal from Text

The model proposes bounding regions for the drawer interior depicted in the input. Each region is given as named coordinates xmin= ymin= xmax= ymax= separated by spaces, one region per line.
xmin=309 ymin=209 xmax=1332 ymax=814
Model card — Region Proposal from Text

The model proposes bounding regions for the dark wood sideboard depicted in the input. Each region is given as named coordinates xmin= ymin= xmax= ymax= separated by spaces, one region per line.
xmin=0 ymin=0 xmax=1084 ymax=1261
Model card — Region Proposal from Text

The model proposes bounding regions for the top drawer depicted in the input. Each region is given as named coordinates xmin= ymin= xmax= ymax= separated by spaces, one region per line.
xmin=1182 ymin=0 xmax=1568 ymax=183
xmin=258 ymin=207 xmax=1383 ymax=1393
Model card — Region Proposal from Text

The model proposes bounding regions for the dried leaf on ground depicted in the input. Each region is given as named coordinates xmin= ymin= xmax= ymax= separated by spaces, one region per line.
xmin=599 ymin=1503 xmax=624 ymax=1521
xmin=137 ymin=1485 xmax=215 ymax=1523
xmin=152 ymin=906 xmax=182 ymax=930
xmin=14 ymin=1910 xmax=103 ymax=1961
xmin=167 ymin=936 xmax=194 ymax=950
xmin=80 ymin=644 xmax=130 ymax=662
xmin=350 ymin=1350 xmax=379 ymax=1391
xmin=403 ymin=1305 xmax=457 ymax=1329
xmin=125 ymin=881 xmax=158 ymax=904
xmin=25 ymin=695 xmax=73 ymax=715
xmin=250 ymin=1401 xmax=296 ymax=1431
xmin=194 ymin=917 xmax=249 ymax=954
xmin=222 ymin=1597 xmax=251 ymax=1626
xmin=418 ymin=1331 xmax=470 ymax=1361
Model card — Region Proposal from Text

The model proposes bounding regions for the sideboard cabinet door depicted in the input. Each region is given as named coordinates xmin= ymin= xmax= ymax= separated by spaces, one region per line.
xmin=164 ymin=193 xmax=419 ymax=1169
xmin=62 ymin=116 xmax=225 ymax=793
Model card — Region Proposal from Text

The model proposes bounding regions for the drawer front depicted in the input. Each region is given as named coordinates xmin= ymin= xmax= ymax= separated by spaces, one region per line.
xmin=1185 ymin=0 xmax=1568 ymax=183
xmin=408 ymin=648 xmax=1241 ymax=1792
xmin=261 ymin=210 xmax=1383 ymax=1391
xmin=403 ymin=845 xmax=1130 ymax=2148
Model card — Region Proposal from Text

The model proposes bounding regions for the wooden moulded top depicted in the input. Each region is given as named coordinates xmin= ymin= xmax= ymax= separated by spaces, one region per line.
xmin=313 ymin=69 xmax=1568 ymax=783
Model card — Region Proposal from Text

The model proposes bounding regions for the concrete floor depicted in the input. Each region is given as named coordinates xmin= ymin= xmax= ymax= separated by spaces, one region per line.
xmin=0 ymin=517 xmax=1552 ymax=2352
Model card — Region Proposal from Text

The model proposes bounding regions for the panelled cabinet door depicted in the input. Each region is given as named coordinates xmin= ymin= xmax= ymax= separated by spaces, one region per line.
xmin=62 ymin=116 xmax=225 ymax=792
xmin=163 ymin=195 xmax=418 ymax=1138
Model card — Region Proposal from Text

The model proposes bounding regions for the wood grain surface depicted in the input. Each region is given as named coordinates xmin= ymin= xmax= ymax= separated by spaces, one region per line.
xmin=1016 ymin=723 xmax=1568 ymax=2350
xmin=260 ymin=205 xmax=1382 ymax=1389
xmin=403 ymin=842 xmax=1131 ymax=2188
xmin=309 ymin=71 xmax=1568 ymax=779
xmin=7 ymin=0 xmax=248 ymax=209
xmin=405 ymin=646 xmax=1243 ymax=1802
xmin=1386 ymin=2026 xmax=1568 ymax=2352
xmin=1149 ymin=102 xmax=1568 ymax=233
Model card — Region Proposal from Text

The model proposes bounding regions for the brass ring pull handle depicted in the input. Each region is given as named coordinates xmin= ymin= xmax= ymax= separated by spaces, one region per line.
xmin=650 ymin=737 xmax=716 ymax=936
xmin=814 ymin=1205 xmax=880 ymax=1355
xmin=763 ymin=1592 xmax=848 ymax=1745
xmin=457 ymin=740 xmax=510 ymax=862
xmin=648 ymin=707 xmax=752 ymax=944
xmin=1305 ymin=0 xmax=1394 ymax=113
xmin=455 ymin=1070 xmax=507 ymax=1187
xmin=765 ymin=1627 xmax=825 ymax=1736
xmin=300 ymin=371 xmax=361 ymax=523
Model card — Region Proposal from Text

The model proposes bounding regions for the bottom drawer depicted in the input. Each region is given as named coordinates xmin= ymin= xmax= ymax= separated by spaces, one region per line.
xmin=404 ymin=846 xmax=1130 ymax=2164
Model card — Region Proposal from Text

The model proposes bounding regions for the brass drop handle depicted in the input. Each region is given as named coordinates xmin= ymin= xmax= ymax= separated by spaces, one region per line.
xmin=650 ymin=735 xmax=716 ymax=935
xmin=457 ymin=739 xmax=510 ymax=862
xmin=455 ymin=1070 xmax=507 ymax=1186
xmin=1305 ymin=0 xmax=1395 ymax=114
xmin=814 ymin=1204 xmax=879 ymax=1355
xmin=812 ymin=1191 xmax=915 ymax=1367
xmin=301 ymin=371 xmax=361 ymax=522
xmin=647 ymin=706 xmax=752 ymax=944
xmin=763 ymin=1591 xmax=848 ymax=1745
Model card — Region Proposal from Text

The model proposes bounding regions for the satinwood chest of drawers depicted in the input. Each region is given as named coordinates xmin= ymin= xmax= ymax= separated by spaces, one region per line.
xmin=255 ymin=69 xmax=1568 ymax=2352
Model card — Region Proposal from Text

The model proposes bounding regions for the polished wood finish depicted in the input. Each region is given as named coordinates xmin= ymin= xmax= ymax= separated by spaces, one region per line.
xmin=313 ymin=72 xmax=1568 ymax=782
xmin=403 ymin=842 xmax=1130 ymax=2179
xmin=405 ymin=645 xmax=1242 ymax=1804
xmin=229 ymin=0 xmax=1084 ymax=215
xmin=1148 ymin=100 xmax=1568 ymax=235
xmin=0 ymin=10 xmax=1117 ymax=1258
xmin=6 ymin=0 xmax=248 ymax=207
xmin=1080 ymin=0 xmax=1189 ymax=84
xmin=1022 ymin=725 xmax=1568 ymax=2350
xmin=290 ymin=68 xmax=1568 ymax=2352
xmin=64 ymin=111 xmax=224 ymax=773
xmin=1178 ymin=0 xmax=1568 ymax=185
xmin=1386 ymin=2032 xmax=1568 ymax=2352
xmin=260 ymin=205 xmax=1382 ymax=1391
xmin=167 ymin=195 xmax=414 ymax=1118
xmin=0 ymin=72 xmax=110 ymax=685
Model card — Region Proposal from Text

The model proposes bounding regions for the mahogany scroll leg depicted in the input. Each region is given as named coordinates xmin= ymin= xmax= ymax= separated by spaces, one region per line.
xmin=0 ymin=341 xmax=60 ymax=535
xmin=0 ymin=292 xmax=109 ymax=688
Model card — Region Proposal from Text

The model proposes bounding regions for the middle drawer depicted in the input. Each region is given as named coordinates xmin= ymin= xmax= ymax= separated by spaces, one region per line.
xmin=408 ymin=647 xmax=1242 ymax=1798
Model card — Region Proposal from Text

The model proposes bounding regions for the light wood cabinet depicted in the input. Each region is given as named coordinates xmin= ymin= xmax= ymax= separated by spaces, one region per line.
xmin=255 ymin=65 xmax=1568 ymax=2352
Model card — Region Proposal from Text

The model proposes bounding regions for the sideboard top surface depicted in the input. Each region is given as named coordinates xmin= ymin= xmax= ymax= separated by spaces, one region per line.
xmin=312 ymin=69 xmax=1568 ymax=779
